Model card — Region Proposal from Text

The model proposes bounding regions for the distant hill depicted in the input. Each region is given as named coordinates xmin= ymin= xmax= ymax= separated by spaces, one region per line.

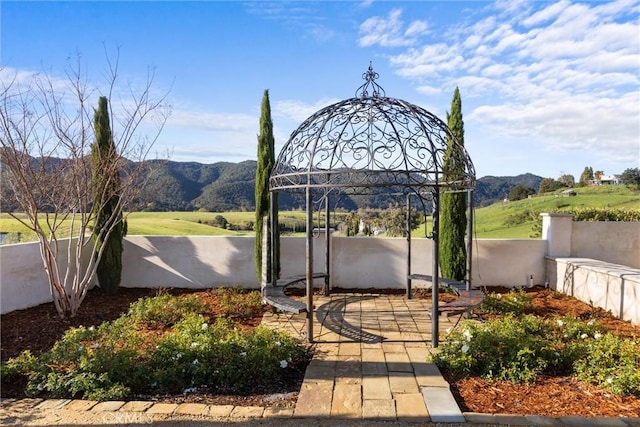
xmin=134 ymin=160 xmax=544 ymax=211
xmin=475 ymin=173 xmax=543 ymax=207
xmin=1 ymin=154 xmax=543 ymax=212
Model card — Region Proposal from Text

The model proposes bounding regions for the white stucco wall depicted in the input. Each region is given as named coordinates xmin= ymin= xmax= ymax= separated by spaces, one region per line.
xmin=548 ymin=257 xmax=640 ymax=325
xmin=0 ymin=241 xmax=52 ymax=314
xmin=120 ymin=236 xmax=259 ymax=289
xmin=0 ymin=239 xmax=95 ymax=314
xmin=471 ymin=239 xmax=547 ymax=287
xmin=571 ymin=222 xmax=640 ymax=269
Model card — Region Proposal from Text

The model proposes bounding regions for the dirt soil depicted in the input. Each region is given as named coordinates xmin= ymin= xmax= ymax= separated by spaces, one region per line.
xmin=2 ymin=285 xmax=639 ymax=417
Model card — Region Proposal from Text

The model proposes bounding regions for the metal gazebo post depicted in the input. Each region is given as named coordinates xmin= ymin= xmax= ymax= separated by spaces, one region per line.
xmin=406 ymin=193 xmax=412 ymax=300
xmin=324 ymin=195 xmax=331 ymax=296
xmin=466 ymin=190 xmax=474 ymax=291
xmin=306 ymin=186 xmax=314 ymax=342
xmin=432 ymin=188 xmax=440 ymax=348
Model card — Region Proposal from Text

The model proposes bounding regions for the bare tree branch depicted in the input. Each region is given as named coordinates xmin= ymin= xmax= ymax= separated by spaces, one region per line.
xmin=0 ymin=54 xmax=171 ymax=318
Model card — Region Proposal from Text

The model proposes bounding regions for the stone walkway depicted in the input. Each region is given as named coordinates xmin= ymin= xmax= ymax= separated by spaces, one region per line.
xmin=262 ymin=292 xmax=463 ymax=423
xmin=2 ymin=293 xmax=639 ymax=426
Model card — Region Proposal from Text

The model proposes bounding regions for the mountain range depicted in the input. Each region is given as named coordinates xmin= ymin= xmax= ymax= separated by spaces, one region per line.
xmin=134 ymin=160 xmax=544 ymax=212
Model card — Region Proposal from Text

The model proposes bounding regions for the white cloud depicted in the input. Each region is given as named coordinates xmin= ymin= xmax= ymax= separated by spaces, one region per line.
xmin=375 ymin=0 xmax=640 ymax=165
xmin=358 ymin=8 xmax=427 ymax=47
xmin=405 ymin=20 xmax=429 ymax=38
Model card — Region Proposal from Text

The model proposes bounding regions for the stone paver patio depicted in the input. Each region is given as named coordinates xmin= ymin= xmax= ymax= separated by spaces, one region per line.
xmin=261 ymin=292 xmax=467 ymax=423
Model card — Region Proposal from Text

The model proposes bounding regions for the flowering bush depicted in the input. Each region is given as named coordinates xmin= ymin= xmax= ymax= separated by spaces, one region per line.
xmin=2 ymin=290 xmax=309 ymax=400
xmin=480 ymin=289 xmax=532 ymax=315
xmin=431 ymin=314 xmax=639 ymax=396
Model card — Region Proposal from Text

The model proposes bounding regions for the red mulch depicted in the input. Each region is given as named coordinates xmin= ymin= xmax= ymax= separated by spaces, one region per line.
xmin=1 ymin=285 xmax=639 ymax=416
xmin=442 ymin=286 xmax=640 ymax=417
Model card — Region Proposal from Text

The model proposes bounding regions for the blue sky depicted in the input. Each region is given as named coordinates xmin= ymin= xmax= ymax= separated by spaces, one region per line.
xmin=2 ymin=0 xmax=639 ymax=179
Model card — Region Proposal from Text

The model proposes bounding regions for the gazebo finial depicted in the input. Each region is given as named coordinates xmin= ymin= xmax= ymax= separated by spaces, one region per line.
xmin=356 ymin=62 xmax=386 ymax=98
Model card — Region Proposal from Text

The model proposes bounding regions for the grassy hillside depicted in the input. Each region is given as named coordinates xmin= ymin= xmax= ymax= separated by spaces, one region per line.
xmin=2 ymin=186 xmax=638 ymax=243
xmin=472 ymin=185 xmax=639 ymax=238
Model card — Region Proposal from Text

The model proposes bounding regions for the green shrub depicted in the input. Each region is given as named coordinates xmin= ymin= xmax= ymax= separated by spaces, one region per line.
xmin=431 ymin=314 xmax=638 ymax=396
xmin=573 ymin=333 xmax=640 ymax=396
xmin=564 ymin=207 xmax=640 ymax=222
xmin=480 ymin=289 xmax=532 ymax=315
xmin=147 ymin=313 xmax=304 ymax=394
xmin=127 ymin=291 xmax=207 ymax=324
xmin=432 ymin=315 xmax=556 ymax=383
xmin=215 ymin=287 xmax=264 ymax=320
xmin=6 ymin=293 xmax=306 ymax=401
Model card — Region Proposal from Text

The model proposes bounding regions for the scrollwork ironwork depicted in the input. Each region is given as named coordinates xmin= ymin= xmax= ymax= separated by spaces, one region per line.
xmin=270 ymin=65 xmax=475 ymax=207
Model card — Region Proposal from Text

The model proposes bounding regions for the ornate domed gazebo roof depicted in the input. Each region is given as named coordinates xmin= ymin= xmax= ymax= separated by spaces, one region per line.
xmin=270 ymin=64 xmax=475 ymax=201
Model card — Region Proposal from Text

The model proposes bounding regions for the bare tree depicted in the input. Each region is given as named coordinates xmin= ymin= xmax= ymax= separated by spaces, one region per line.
xmin=0 ymin=55 xmax=170 ymax=318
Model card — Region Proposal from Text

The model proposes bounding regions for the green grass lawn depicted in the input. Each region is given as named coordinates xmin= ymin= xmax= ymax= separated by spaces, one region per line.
xmin=2 ymin=185 xmax=638 ymax=242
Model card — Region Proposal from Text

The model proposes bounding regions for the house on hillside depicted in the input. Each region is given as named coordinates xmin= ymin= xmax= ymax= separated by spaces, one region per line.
xmin=590 ymin=174 xmax=623 ymax=186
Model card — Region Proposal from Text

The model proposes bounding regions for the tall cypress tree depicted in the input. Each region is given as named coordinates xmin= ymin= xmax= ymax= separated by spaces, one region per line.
xmin=92 ymin=96 xmax=126 ymax=294
xmin=439 ymin=87 xmax=467 ymax=281
xmin=255 ymin=90 xmax=279 ymax=282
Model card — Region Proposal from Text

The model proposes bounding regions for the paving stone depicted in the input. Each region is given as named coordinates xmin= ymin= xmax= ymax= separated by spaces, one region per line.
xmin=295 ymin=379 xmax=333 ymax=417
xmin=395 ymin=392 xmax=429 ymax=422
xmin=147 ymin=403 xmax=178 ymax=415
xmin=414 ymin=362 xmax=450 ymax=387
xmin=381 ymin=343 xmax=406 ymax=353
xmin=338 ymin=342 xmax=361 ymax=356
xmin=120 ymin=401 xmax=154 ymax=412
xmin=206 ymin=405 xmax=234 ymax=417
xmin=174 ymin=403 xmax=207 ymax=415
xmin=464 ymin=412 xmax=496 ymax=424
xmin=315 ymin=344 xmax=339 ymax=357
xmin=362 ymin=376 xmax=392 ymax=400
xmin=65 ymin=400 xmax=98 ymax=411
xmin=389 ymin=372 xmax=419 ymax=394
xmin=422 ymin=387 xmax=465 ymax=423
xmin=405 ymin=346 xmax=428 ymax=363
xmin=385 ymin=351 xmax=413 ymax=372
xmin=362 ymin=399 xmax=396 ymax=420
xmin=263 ymin=407 xmax=294 ymax=418
xmin=361 ymin=342 xmax=383 ymax=349
xmin=524 ymin=415 xmax=564 ymax=426
xmin=571 ymin=417 xmax=635 ymax=427
xmin=8 ymin=398 xmax=43 ymax=411
xmin=362 ymin=360 xmax=388 ymax=376
xmin=304 ymin=359 xmax=336 ymax=381
xmin=622 ymin=418 xmax=640 ymax=427
xmin=91 ymin=401 xmax=126 ymax=412
xmin=493 ymin=413 xmax=534 ymax=425
xmin=331 ymin=383 xmax=362 ymax=418
xmin=230 ymin=406 xmax=264 ymax=418
xmin=335 ymin=355 xmax=362 ymax=382
xmin=362 ymin=348 xmax=385 ymax=363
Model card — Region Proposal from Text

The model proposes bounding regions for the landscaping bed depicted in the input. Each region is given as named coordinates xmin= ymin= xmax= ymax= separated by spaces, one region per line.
xmin=2 ymin=285 xmax=639 ymax=418
xmin=1 ymin=287 xmax=310 ymax=408
xmin=435 ymin=286 xmax=640 ymax=417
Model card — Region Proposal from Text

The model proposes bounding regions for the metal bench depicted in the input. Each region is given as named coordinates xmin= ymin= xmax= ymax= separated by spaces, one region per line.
xmin=262 ymin=273 xmax=328 ymax=314
xmin=407 ymin=273 xmax=485 ymax=317
xmin=438 ymin=289 xmax=485 ymax=317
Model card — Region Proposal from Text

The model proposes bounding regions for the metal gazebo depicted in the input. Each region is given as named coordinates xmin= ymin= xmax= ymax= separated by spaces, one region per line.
xmin=268 ymin=65 xmax=476 ymax=346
